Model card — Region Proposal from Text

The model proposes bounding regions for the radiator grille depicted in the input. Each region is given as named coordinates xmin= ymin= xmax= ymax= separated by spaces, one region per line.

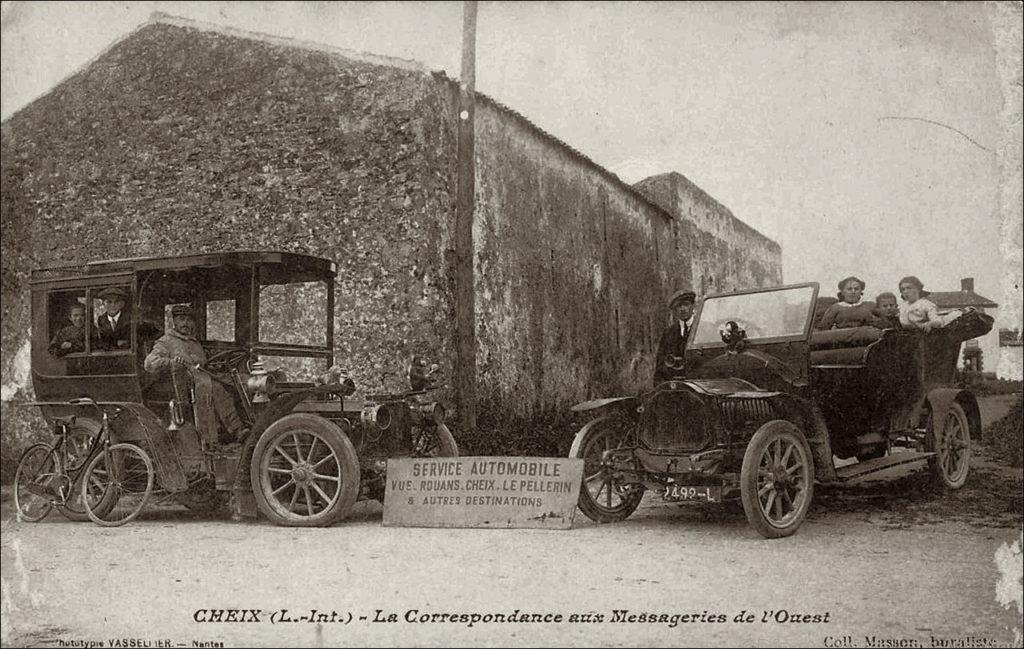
xmin=639 ymin=390 xmax=712 ymax=452
xmin=715 ymin=397 xmax=776 ymax=432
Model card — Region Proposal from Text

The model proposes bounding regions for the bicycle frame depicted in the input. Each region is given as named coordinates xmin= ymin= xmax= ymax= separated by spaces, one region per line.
xmin=43 ymin=400 xmax=123 ymax=508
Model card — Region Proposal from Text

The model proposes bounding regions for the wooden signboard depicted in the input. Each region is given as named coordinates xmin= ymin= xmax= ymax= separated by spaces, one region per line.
xmin=382 ymin=456 xmax=584 ymax=529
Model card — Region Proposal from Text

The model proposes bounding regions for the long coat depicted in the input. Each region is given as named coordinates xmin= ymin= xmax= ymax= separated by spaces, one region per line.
xmin=144 ymin=329 xmax=244 ymax=442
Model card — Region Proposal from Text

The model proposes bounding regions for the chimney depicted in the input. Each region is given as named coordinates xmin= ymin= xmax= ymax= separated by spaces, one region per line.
xmin=961 ymin=277 xmax=974 ymax=292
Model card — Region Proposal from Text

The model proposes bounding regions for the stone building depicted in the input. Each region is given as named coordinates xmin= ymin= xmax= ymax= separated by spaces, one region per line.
xmin=1 ymin=15 xmax=780 ymax=458
xmin=927 ymin=277 xmax=999 ymax=376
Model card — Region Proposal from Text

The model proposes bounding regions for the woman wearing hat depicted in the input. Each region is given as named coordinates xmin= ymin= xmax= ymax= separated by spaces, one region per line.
xmin=94 ymin=286 xmax=132 ymax=350
xmin=815 ymin=276 xmax=882 ymax=330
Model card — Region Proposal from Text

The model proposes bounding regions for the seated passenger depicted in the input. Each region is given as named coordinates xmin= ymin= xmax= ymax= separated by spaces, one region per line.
xmin=872 ymin=292 xmax=901 ymax=329
xmin=48 ymin=303 xmax=86 ymax=357
xmin=816 ymin=276 xmax=879 ymax=330
xmin=898 ymin=275 xmax=956 ymax=331
xmin=94 ymin=287 xmax=131 ymax=350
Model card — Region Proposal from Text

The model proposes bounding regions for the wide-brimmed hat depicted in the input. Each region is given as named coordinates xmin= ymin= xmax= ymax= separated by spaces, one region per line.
xmin=668 ymin=289 xmax=696 ymax=308
xmin=97 ymin=286 xmax=129 ymax=301
xmin=170 ymin=304 xmax=195 ymax=317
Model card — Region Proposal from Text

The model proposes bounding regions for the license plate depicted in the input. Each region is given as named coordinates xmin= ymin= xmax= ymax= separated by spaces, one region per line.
xmin=662 ymin=484 xmax=720 ymax=502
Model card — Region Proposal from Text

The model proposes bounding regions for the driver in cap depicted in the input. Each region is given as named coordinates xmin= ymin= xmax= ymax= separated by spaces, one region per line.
xmin=144 ymin=304 xmax=248 ymax=445
xmin=654 ymin=288 xmax=697 ymax=385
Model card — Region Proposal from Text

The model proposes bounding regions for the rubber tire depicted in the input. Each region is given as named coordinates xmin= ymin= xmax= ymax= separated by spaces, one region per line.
xmin=740 ymin=420 xmax=815 ymax=539
xmin=569 ymin=415 xmax=644 ymax=524
xmin=415 ymin=423 xmax=459 ymax=457
xmin=13 ymin=444 xmax=59 ymax=522
xmin=82 ymin=443 xmax=155 ymax=527
xmin=250 ymin=413 xmax=360 ymax=527
xmin=927 ymin=402 xmax=971 ymax=490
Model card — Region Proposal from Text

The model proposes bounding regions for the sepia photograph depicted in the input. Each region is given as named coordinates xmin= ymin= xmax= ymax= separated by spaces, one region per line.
xmin=1 ymin=1 xmax=1022 ymax=647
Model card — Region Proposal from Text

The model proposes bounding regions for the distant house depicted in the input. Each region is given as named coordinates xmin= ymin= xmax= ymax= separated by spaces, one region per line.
xmin=927 ymin=277 xmax=999 ymax=313
xmin=927 ymin=278 xmax=1002 ymax=376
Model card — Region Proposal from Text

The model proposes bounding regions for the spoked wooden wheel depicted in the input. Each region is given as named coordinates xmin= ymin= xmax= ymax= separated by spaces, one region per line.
xmin=13 ymin=444 xmax=61 ymax=522
xmin=740 ymin=421 xmax=814 ymax=539
xmin=928 ymin=403 xmax=971 ymax=489
xmin=251 ymin=414 xmax=359 ymax=527
xmin=569 ymin=416 xmax=644 ymax=523
xmin=81 ymin=443 xmax=154 ymax=527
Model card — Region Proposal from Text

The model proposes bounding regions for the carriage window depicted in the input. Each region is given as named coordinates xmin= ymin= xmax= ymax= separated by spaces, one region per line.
xmin=206 ymin=300 xmax=236 ymax=342
xmin=47 ymin=291 xmax=87 ymax=357
xmin=259 ymin=281 xmax=328 ymax=346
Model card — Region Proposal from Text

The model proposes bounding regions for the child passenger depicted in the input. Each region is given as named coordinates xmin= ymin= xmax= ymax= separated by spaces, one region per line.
xmin=873 ymin=292 xmax=901 ymax=329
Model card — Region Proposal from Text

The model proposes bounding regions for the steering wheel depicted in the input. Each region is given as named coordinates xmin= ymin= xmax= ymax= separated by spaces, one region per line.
xmin=201 ymin=348 xmax=250 ymax=374
xmin=712 ymin=318 xmax=766 ymax=341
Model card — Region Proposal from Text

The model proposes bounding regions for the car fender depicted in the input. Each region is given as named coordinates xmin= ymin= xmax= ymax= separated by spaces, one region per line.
xmin=232 ymin=385 xmax=355 ymax=515
xmin=569 ymin=412 xmax=634 ymax=460
xmin=924 ymin=388 xmax=981 ymax=440
xmin=772 ymin=395 xmax=837 ymax=482
xmin=570 ymin=396 xmax=636 ymax=414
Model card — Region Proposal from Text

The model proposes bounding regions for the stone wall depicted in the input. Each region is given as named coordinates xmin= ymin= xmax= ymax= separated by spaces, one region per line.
xmin=469 ymin=103 xmax=782 ymax=425
xmin=0 ymin=21 xmax=458 ymax=392
xmin=634 ymin=172 xmax=782 ymax=294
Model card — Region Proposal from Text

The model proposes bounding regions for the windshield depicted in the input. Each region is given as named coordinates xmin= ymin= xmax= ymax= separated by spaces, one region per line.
xmin=691 ymin=284 xmax=817 ymax=347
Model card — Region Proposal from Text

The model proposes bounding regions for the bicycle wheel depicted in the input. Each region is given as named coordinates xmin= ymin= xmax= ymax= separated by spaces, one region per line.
xmin=54 ymin=417 xmax=117 ymax=522
xmin=81 ymin=443 xmax=154 ymax=527
xmin=14 ymin=444 xmax=61 ymax=522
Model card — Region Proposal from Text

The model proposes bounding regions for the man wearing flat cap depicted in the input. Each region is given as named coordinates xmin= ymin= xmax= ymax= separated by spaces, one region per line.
xmin=654 ymin=288 xmax=697 ymax=385
xmin=145 ymin=304 xmax=248 ymax=445
xmin=94 ymin=286 xmax=132 ymax=350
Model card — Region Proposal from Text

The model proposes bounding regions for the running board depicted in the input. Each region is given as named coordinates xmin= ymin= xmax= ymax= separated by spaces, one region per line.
xmin=834 ymin=451 xmax=935 ymax=481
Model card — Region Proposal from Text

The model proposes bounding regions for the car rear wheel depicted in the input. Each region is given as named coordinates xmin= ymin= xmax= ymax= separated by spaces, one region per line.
xmin=251 ymin=414 xmax=360 ymax=527
xmin=14 ymin=444 xmax=60 ymax=522
xmin=927 ymin=403 xmax=970 ymax=490
xmin=570 ymin=416 xmax=644 ymax=523
xmin=740 ymin=420 xmax=814 ymax=539
xmin=412 ymin=423 xmax=459 ymax=457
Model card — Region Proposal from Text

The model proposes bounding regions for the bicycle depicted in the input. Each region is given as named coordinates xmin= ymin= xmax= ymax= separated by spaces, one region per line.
xmin=14 ymin=398 xmax=155 ymax=527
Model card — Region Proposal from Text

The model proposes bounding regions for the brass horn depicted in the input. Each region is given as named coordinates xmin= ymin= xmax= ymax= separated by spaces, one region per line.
xmin=167 ymin=364 xmax=189 ymax=431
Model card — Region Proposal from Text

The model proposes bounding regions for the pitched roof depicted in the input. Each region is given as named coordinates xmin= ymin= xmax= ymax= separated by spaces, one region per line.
xmin=928 ymin=290 xmax=998 ymax=309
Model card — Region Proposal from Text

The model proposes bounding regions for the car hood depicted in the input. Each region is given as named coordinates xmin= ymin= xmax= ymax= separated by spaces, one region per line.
xmin=682 ymin=377 xmax=781 ymax=397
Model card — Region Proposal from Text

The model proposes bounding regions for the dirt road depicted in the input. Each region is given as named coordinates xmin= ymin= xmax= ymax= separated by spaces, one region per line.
xmin=2 ymin=397 xmax=1022 ymax=648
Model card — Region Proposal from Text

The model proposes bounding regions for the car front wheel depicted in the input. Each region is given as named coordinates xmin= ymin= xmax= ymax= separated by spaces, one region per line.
xmin=250 ymin=414 xmax=360 ymax=527
xmin=570 ymin=415 xmax=644 ymax=523
xmin=740 ymin=420 xmax=814 ymax=539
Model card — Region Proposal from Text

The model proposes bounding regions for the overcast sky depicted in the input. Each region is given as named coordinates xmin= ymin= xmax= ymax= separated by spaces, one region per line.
xmin=2 ymin=1 xmax=1020 ymax=330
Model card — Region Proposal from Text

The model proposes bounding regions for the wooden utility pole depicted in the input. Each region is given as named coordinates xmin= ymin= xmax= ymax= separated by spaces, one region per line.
xmin=455 ymin=0 xmax=478 ymax=434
